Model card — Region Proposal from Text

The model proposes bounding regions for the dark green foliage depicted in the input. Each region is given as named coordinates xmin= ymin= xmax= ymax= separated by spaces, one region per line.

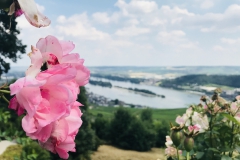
xmin=109 ymin=107 xmax=156 ymax=151
xmin=89 ymin=80 xmax=112 ymax=88
xmin=160 ymin=74 xmax=240 ymax=88
xmin=155 ymin=120 xmax=169 ymax=147
xmin=114 ymin=99 xmax=119 ymax=105
xmin=78 ymin=86 xmax=88 ymax=111
xmin=20 ymin=142 xmax=51 ymax=160
xmin=0 ymin=11 xmax=26 ymax=75
xmin=126 ymin=119 xmax=156 ymax=151
xmin=109 ymin=107 xmax=133 ymax=146
xmin=92 ymin=116 xmax=110 ymax=141
xmin=91 ymin=73 xmax=144 ymax=84
xmin=141 ymin=108 xmax=153 ymax=123
xmin=0 ymin=91 xmax=25 ymax=141
xmin=115 ymin=86 xmax=164 ymax=97
xmin=0 ymin=0 xmax=12 ymax=9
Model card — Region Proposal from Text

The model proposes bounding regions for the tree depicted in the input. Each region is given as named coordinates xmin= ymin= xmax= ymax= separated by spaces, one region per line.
xmin=155 ymin=120 xmax=170 ymax=147
xmin=140 ymin=108 xmax=153 ymax=123
xmin=0 ymin=0 xmax=12 ymax=9
xmin=109 ymin=107 xmax=134 ymax=147
xmin=109 ymin=107 xmax=156 ymax=151
xmin=0 ymin=10 xmax=26 ymax=75
xmin=92 ymin=116 xmax=110 ymax=141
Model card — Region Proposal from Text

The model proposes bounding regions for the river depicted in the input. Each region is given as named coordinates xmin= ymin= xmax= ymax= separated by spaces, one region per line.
xmin=86 ymin=78 xmax=202 ymax=109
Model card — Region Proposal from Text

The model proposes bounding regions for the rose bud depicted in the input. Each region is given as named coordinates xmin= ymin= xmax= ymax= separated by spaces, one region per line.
xmin=184 ymin=137 xmax=194 ymax=152
xmin=170 ymin=130 xmax=183 ymax=147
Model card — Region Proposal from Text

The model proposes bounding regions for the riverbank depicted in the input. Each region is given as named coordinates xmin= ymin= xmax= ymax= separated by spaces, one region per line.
xmin=114 ymin=86 xmax=165 ymax=98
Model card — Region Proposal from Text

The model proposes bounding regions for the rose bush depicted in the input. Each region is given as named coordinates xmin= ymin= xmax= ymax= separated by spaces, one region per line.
xmin=165 ymin=89 xmax=240 ymax=160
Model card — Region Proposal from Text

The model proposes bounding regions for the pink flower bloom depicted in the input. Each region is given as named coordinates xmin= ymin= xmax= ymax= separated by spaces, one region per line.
xmin=15 ymin=9 xmax=24 ymax=17
xmin=192 ymin=112 xmax=209 ymax=133
xmin=40 ymin=102 xmax=83 ymax=159
xmin=176 ymin=113 xmax=190 ymax=127
xmin=175 ymin=107 xmax=193 ymax=127
xmin=165 ymin=136 xmax=173 ymax=147
xmin=203 ymin=105 xmax=208 ymax=111
xmin=8 ymin=36 xmax=89 ymax=159
xmin=9 ymin=96 xmax=24 ymax=116
xmin=165 ymin=146 xmax=182 ymax=158
xmin=36 ymin=35 xmax=90 ymax=86
xmin=9 ymin=46 xmax=45 ymax=117
xmin=230 ymin=102 xmax=239 ymax=115
xmin=234 ymin=112 xmax=240 ymax=122
xmin=188 ymin=124 xmax=201 ymax=134
xmin=8 ymin=0 xmax=51 ymax=27
xmin=236 ymin=95 xmax=240 ymax=101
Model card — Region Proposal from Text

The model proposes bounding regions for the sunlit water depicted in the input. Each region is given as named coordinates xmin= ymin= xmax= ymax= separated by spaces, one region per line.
xmin=86 ymin=78 xmax=201 ymax=109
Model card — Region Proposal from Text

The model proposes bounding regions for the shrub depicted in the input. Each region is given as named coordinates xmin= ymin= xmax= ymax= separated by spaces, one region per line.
xmin=20 ymin=142 xmax=51 ymax=160
xmin=92 ymin=116 xmax=110 ymax=141
xmin=109 ymin=107 xmax=156 ymax=151
xmin=155 ymin=120 xmax=170 ymax=147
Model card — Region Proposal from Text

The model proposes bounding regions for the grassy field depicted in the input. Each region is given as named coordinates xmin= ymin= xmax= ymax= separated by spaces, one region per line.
xmin=89 ymin=106 xmax=186 ymax=123
xmin=91 ymin=145 xmax=165 ymax=160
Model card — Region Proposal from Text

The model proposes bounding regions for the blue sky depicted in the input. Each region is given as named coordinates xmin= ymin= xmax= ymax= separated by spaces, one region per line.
xmin=11 ymin=0 xmax=240 ymax=66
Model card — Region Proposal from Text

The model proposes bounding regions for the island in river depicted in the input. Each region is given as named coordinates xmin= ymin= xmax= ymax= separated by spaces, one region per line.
xmin=115 ymin=86 xmax=165 ymax=98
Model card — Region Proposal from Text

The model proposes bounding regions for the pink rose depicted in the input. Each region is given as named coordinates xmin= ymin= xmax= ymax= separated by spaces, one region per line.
xmin=40 ymin=102 xmax=83 ymax=159
xmin=188 ymin=124 xmax=201 ymax=134
xmin=8 ymin=36 xmax=89 ymax=159
xmin=36 ymin=35 xmax=90 ymax=86
xmin=9 ymin=46 xmax=45 ymax=117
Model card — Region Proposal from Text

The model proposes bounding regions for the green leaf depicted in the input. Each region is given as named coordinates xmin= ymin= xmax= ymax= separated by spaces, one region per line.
xmin=236 ymin=146 xmax=240 ymax=153
xmin=16 ymin=138 xmax=21 ymax=143
xmin=208 ymin=148 xmax=220 ymax=153
xmin=196 ymin=152 xmax=204 ymax=159
xmin=221 ymin=155 xmax=232 ymax=160
xmin=221 ymin=113 xmax=240 ymax=126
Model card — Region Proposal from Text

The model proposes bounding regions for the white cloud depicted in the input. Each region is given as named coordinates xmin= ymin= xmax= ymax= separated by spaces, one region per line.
xmin=115 ymin=25 xmax=150 ymax=36
xmin=36 ymin=3 xmax=45 ymax=13
xmin=126 ymin=19 xmax=139 ymax=25
xmin=200 ymin=27 xmax=215 ymax=32
xmin=56 ymin=14 xmax=110 ymax=40
xmin=200 ymin=1 xmax=214 ymax=9
xmin=158 ymin=30 xmax=186 ymax=44
xmin=12 ymin=1 xmax=240 ymax=66
xmin=57 ymin=15 xmax=66 ymax=23
xmin=157 ymin=30 xmax=198 ymax=51
xmin=221 ymin=38 xmax=240 ymax=44
xmin=115 ymin=0 xmax=158 ymax=16
xmin=186 ymin=4 xmax=240 ymax=33
xmin=213 ymin=45 xmax=224 ymax=51
xmin=160 ymin=6 xmax=195 ymax=17
xmin=92 ymin=12 xmax=110 ymax=24
xmin=149 ymin=18 xmax=167 ymax=26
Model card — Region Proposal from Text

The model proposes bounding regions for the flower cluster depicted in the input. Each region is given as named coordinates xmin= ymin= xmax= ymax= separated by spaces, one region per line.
xmin=165 ymin=89 xmax=240 ymax=159
xmin=176 ymin=107 xmax=209 ymax=133
xmin=165 ymin=136 xmax=182 ymax=158
xmin=8 ymin=35 xmax=90 ymax=159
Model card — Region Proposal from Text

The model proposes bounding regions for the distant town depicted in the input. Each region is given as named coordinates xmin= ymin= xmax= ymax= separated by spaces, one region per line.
xmin=86 ymin=90 xmax=147 ymax=109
